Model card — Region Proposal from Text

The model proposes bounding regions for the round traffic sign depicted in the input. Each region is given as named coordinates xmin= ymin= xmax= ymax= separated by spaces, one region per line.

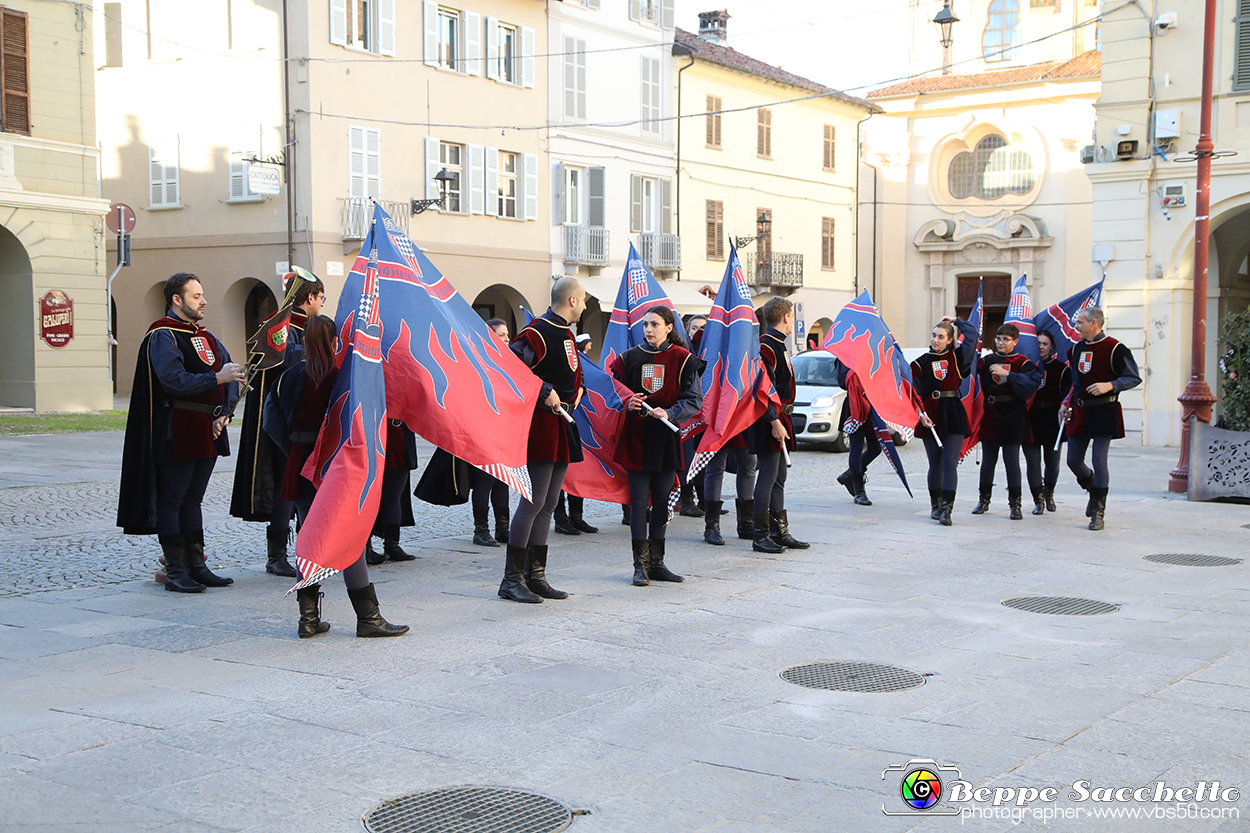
xmin=106 ymin=203 xmax=136 ymax=235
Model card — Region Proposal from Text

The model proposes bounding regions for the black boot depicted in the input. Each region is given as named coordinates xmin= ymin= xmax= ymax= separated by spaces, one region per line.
xmin=568 ymin=496 xmax=597 ymax=533
xmin=525 ymin=545 xmax=568 ymax=599
xmin=1008 ymin=487 xmax=1023 ymax=521
xmin=554 ymin=493 xmax=579 ymax=535
xmin=971 ymin=485 xmax=992 ymax=515
xmin=1043 ymin=479 xmax=1057 ymax=512
xmin=929 ymin=488 xmax=942 ymax=520
xmin=621 ymin=504 xmax=631 ymax=526
xmin=494 ymin=509 xmax=510 ymax=544
xmin=383 ymin=524 xmax=416 ymax=561
xmin=296 ymin=585 xmax=330 ymax=638
xmin=735 ymin=499 xmax=754 ymax=540
xmin=265 ymin=525 xmax=298 ymax=577
xmin=693 ymin=477 xmax=707 ymax=515
xmin=571 ymin=517 xmax=598 ymax=533
xmin=853 ymin=473 xmax=872 ymax=506
xmin=1030 ymin=486 xmax=1045 ymax=516
xmin=938 ymin=491 xmax=955 ymax=526
xmin=346 ymin=583 xmax=409 ymax=637
xmin=647 ymin=538 xmax=684 ymax=582
xmin=631 ymin=539 xmax=650 ymax=586
xmin=679 ymin=483 xmax=702 ymax=517
xmin=158 ymin=534 xmax=205 ymax=593
xmin=473 ymin=507 xmax=498 ymax=547
xmin=184 ymin=530 xmax=233 ymax=587
xmin=836 ymin=468 xmax=855 ymax=497
xmin=703 ymin=500 xmax=725 ymax=546
xmin=498 ymin=546 xmax=542 ymax=603
xmin=752 ymin=512 xmax=784 ymax=553
xmin=1088 ymin=487 xmax=1108 ymax=531
xmin=770 ymin=510 xmax=809 ymax=549
xmin=365 ymin=535 xmax=386 ymax=565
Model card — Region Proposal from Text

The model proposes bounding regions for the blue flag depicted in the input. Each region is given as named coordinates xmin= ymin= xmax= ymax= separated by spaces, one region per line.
xmin=601 ymin=242 xmax=689 ymax=369
xmin=870 ymin=408 xmax=912 ymax=498
xmin=1033 ymin=278 xmax=1104 ymax=361
xmin=1004 ymin=274 xmax=1040 ymax=365
xmin=958 ymin=281 xmax=984 ymax=460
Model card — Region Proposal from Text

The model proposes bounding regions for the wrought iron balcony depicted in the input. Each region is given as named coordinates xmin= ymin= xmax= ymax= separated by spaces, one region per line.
xmin=563 ymin=225 xmax=610 ymax=265
xmin=743 ymin=252 xmax=803 ymax=289
xmin=638 ymin=232 xmax=681 ymax=271
xmin=339 ymin=198 xmax=410 ymax=240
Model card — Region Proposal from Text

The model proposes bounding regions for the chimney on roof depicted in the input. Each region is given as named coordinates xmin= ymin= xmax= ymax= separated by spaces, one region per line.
xmin=697 ymin=10 xmax=730 ymax=46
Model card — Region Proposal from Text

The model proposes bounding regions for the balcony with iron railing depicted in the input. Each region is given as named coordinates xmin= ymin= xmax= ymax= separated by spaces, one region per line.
xmin=743 ymin=251 xmax=803 ymax=291
xmin=638 ymin=232 xmax=681 ymax=271
xmin=563 ymin=225 xmax=610 ymax=266
xmin=339 ymin=198 xmax=410 ymax=240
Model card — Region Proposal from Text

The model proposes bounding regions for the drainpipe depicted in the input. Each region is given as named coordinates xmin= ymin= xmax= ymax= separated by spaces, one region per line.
xmin=672 ymin=41 xmax=696 ymax=243
xmin=282 ymin=0 xmax=295 ymax=268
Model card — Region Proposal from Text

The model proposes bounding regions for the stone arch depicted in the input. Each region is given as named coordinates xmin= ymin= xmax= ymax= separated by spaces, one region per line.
xmin=222 ymin=277 xmax=276 ymax=368
xmin=808 ymin=316 xmax=834 ymax=350
xmin=471 ymin=283 xmax=532 ymax=342
xmin=0 ymin=223 xmax=34 ymax=408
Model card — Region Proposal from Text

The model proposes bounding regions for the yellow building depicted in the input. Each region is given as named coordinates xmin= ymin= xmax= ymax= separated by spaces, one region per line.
xmin=0 ymin=1 xmax=110 ymax=411
xmin=672 ymin=13 xmax=878 ymax=349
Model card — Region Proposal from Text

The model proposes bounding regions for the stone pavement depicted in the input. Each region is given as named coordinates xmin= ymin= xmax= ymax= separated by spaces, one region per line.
xmin=0 ymin=430 xmax=1247 ymax=832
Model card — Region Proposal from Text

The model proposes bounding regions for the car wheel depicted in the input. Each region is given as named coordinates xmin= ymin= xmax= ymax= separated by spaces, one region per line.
xmin=831 ymin=431 xmax=849 ymax=453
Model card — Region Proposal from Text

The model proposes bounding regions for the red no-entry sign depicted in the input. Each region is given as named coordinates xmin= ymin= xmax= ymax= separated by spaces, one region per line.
xmin=105 ymin=203 xmax=136 ymax=235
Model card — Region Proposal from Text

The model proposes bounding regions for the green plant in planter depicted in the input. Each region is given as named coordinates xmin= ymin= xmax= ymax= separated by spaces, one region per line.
xmin=1218 ymin=306 xmax=1250 ymax=432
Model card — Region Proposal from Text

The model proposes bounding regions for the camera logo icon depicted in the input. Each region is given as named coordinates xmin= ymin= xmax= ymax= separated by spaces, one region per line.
xmin=882 ymin=758 xmax=962 ymax=816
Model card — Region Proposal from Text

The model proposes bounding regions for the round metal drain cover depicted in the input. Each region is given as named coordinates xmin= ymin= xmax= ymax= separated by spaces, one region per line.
xmin=1145 ymin=553 xmax=1243 ymax=567
xmin=779 ymin=661 xmax=925 ymax=693
xmin=363 ymin=786 xmax=571 ymax=833
xmin=1002 ymin=596 xmax=1119 ymax=616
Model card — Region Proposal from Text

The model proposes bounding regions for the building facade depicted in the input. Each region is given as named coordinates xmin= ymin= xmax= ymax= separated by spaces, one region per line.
xmin=0 ymin=1 xmax=110 ymax=411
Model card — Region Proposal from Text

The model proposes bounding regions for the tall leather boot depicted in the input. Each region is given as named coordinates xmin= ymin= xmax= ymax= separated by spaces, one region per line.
xmin=1088 ymin=487 xmax=1108 ymax=531
xmin=1008 ymin=487 xmax=1024 ymax=521
xmin=296 ymin=585 xmax=330 ymax=638
xmin=494 ymin=508 xmax=511 ymax=543
xmin=679 ymin=483 xmax=701 ymax=517
xmin=525 ymin=545 xmax=568 ymax=599
xmin=265 ymin=525 xmax=297 ymax=577
xmin=938 ymin=491 xmax=955 ymax=527
xmin=971 ymin=485 xmax=993 ymax=515
xmin=383 ymin=524 xmax=416 ymax=561
xmin=158 ymin=534 xmax=205 ymax=593
xmin=568 ymin=496 xmax=598 ymax=533
xmin=770 ymin=510 xmax=809 ymax=549
xmin=1030 ymin=486 xmax=1045 ymax=516
xmin=752 ymin=512 xmax=784 ymax=553
xmin=498 ymin=546 xmax=542 ymax=603
xmin=735 ymin=499 xmax=754 ymax=540
xmin=1043 ymin=478 xmax=1057 ymax=512
xmin=346 ymin=583 xmax=409 ymax=637
xmin=929 ymin=488 xmax=942 ymax=520
xmin=647 ymin=538 xmax=684 ymax=582
xmin=554 ymin=493 xmax=580 ymax=535
xmin=473 ymin=506 xmax=498 ymax=547
xmin=184 ymin=530 xmax=233 ymax=587
xmin=836 ymin=469 xmax=855 ymax=497
xmin=853 ymin=473 xmax=872 ymax=506
xmin=703 ymin=500 xmax=725 ymax=546
xmin=631 ymin=539 xmax=650 ymax=586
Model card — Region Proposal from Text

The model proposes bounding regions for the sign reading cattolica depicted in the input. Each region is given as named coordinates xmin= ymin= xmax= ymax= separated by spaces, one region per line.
xmin=40 ymin=290 xmax=74 ymax=348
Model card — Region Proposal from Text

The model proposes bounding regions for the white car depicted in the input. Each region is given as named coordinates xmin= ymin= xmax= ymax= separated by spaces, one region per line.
xmin=790 ymin=351 xmax=848 ymax=452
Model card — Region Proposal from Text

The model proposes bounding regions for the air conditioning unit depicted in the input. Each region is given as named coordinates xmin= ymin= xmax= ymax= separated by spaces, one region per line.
xmin=1080 ymin=145 xmax=1095 ymax=164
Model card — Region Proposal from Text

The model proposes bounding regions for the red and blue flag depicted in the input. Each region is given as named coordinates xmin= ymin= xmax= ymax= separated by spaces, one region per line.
xmin=958 ymin=280 xmax=985 ymax=460
xmin=1004 ymin=273 xmax=1040 ymax=365
xmin=1033 ymin=277 xmax=1103 ymax=360
xmin=563 ymin=353 xmax=635 ymax=505
xmin=601 ymin=242 xmax=688 ymax=369
xmin=870 ymin=408 xmax=912 ymax=498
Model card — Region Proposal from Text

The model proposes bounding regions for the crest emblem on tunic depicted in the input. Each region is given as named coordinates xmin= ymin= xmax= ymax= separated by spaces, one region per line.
xmin=1078 ymin=351 xmax=1093 ymax=374
xmin=191 ymin=336 xmax=216 ymax=366
xmin=564 ymin=339 xmax=579 ymax=371
xmin=934 ymin=359 xmax=949 ymax=381
xmin=642 ymin=364 xmax=665 ymax=393
xmin=267 ymin=322 xmax=288 ymax=352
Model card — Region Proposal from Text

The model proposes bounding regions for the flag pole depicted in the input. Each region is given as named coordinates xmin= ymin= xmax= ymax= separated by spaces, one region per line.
xmin=1054 ymin=413 xmax=1067 ymax=452
xmin=230 ymin=271 xmax=310 ymax=419
xmin=929 ymin=424 xmax=944 ymax=448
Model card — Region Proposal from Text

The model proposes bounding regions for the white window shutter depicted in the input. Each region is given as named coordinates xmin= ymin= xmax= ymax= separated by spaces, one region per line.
xmin=661 ymin=0 xmax=674 ymax=29
xmin=468 ymin=144 xmax=485 ymax=214
xmin=463 ymin=11 xmax=481 ymax=76
xmin=366 ymin=128 xmax=381 ymax=200
xmin=330 ymin=0 xmax=348 ymax=46
xmin=424 ymin=137 xmax=440 ymax=200
xmin=167 ymin=141 xmax=180 ymax=206
xmin=628 ymin=0 xmax=640 ymax=21
xmin=523 ymin=153 xmax=538 ymax=220
xmin=230 ymin=151 xmax=247 ymax=200
xmin=149 ymin=145 xmax=167 ymax=206
xmin=521 ymin=26 xmax=535 ymax=88
xmin=587 ymin=166 xmax=605 ymax=227
xmin=630 ymin=174 xmax=642 ymax=233
xmin=485 ymin=17 xmax=499 ymax=80
xmin=349 ymin=126 xmax=366 ymax=198
xmin=576 ymin=40 xmax=587 ymax=119
xmin=587 ymin=0 xmax=600 ymax=8
xmin=378 ymin=0 xmax=395 ymax=56
xmin=485 ymin=147 xmax=499 ymax=216
xmin=553 ymin=162 xmax=564 ymax=225
xmin=423 ymin=0 xmax=438 ymax=67
xmin=661 ymin=177 xmax=672 ymax=234
xmin=563 ymin=38 xmax=576 ymax=120
xmin=639 ymin=56 xmax=650 ymax=132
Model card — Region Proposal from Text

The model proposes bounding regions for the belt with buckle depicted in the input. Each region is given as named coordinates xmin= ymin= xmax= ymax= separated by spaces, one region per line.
xmin=1076 ymin=393 xmax=1118 ymax=407
xmin=930 ymin=390 xmax=959 ymax=399
xmin=987 ymin=393 xmax=1017 ymax=404
xmin=169 ymin=399 xmax=223 ymax=416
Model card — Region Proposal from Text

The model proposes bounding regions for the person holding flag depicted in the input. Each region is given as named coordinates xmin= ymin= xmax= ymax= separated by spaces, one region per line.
xmin=970 ymin=324 xmax=1043 ymax=520
xmin=747 ymin=298 xmax=808 ymax=552
xmin=1025 ymin=330 xmax=1071 ymax=513
xmin=833 ymin=363 xmax=881 ymax=507
xmin=610 ymin=306 xmax=702 ymax=585
xmin=471 ymin=319 xmax=516 ymax=547
xmin=264 ymin=315 xmax=407 ymax=638
xmin=501 ymin=277 xmax=587 ymax=604
xmin=911 ymin=315 xmax=980 ymax=526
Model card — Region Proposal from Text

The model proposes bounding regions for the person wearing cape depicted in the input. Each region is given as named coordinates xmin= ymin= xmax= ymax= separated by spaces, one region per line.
xmin=911 ymin=315 xmax=979 ymax=526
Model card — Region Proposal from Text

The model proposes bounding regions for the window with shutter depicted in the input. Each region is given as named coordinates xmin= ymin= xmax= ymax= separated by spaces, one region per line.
xmin=564 ymin=37 xmax=586 ymax=120
xmin=0 ymin=7 xmax=28 ymax=135
xmin=757 ymin=108 xmax=771 ymax=159
xmin=640 ymin=56 xmax=660 ymax=136
xmin=705 ymin=200 xmax=724 ymax=260
xmin=335 ymin=0 xmax=393 ymax=55
xmin=436 ymin=7 xmax=459 ymax=69
xmin=823 ymin=124 xmax=835 ymax=172
xmin=1236 ymin=0 xmax=1250 ymax=91
xmin=821 ymin=217 xmax=835 ymax=270
xmin=630 ymin=175 xmax=643 ymax=232
xmin=349 ymin=126 xmax=380 ymax=199
xmin=706 ymin=95 xmax=721 ymax=148
xmin=462 ymin=10 xmax=480 ymax=75
xmin=229 ymin=150 xmax=262 ymax=203
xmin=521 ymin=27 xmax=535 ymax=88
xmin=660 ymin=178 xmax=672 ymax=234
xmin=149 ymin=141 xmax=180 ymax=208
xmin=587 ymin=166 xmax=605 ymax=227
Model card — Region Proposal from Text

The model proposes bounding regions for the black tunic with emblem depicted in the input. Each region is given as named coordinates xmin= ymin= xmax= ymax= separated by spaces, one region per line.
xmin=1028 ymin=356 xmax=1071 ymax=448
xmin=1066 ymin=335 xmax=1141 ymax=439
xmin=510 ymin=310 xmax=584 ymax=464
xmin=610 ymin=342 xmax=702 ymax=472
xmin=746 ymin=328 xmax=797 ymax=454
xmin=117 ymin=315 xmax=236 ymax=535
xmin=909 ymin=318 xmax=979 ymax=439
xmin=977 ymin=351 xmax=1043 ymax=445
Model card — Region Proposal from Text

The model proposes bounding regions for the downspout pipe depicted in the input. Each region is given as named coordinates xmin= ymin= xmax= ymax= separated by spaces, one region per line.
xmin=672 ymin=40 xmax=697 ymax=242
xmin=282 ymin=0 xmax=295 ymax=268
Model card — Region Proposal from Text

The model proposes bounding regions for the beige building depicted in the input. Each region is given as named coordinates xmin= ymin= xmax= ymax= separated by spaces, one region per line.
xmin=673 ymin=13 xmax=879 ymax=350
xmin=98 ymin=0 xmax=551 ymax=397
xmin=0 ymin=1 xmax=111 ymax=411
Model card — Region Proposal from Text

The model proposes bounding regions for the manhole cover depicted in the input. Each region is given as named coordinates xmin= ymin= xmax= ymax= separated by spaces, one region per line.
xmin=1144 ymin=553 xmax=1243 ymax=567
xmin=779 ymin=661 xmax=925 ymax=693
xmin=1002 ymin=596 xmax=1119 ymax=616
xmin=363 ymin=786 xmax=571 ymax=833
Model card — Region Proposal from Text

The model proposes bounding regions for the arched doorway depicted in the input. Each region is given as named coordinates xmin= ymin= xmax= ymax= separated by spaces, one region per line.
xmin=0 ymin=225 xmax=34 ymax=408
xmin=222 ymin=277 xmax=277 ymax=367
xmin=956 ymin=272 xmax=1011 ymax=343
xmin=244 ymin=282 xmax=277 ymax=341
xmin=471 ymin=283 xmax=532 ymax=341
xmin=809 ymin=316 xmax=834 ymax=351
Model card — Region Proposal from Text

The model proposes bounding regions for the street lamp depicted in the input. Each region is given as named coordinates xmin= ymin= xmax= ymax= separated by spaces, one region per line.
xmin=933 ymin=0 xmax=959 ymax=74
xmin=411 ymin=168 xmax=456 ymax=215
xmin=734 ymin=212 xmax=773 ymax=249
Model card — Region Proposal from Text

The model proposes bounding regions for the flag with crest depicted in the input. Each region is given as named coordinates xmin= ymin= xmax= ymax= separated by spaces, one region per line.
xmin=1004 ymin=273 xmax=1040 ymax=365
xmin=562 ymin=354 xmax=635 ymax=505
xmin=1033 ymin=277 xmax=1104 ymax=360
xmin=601 ymin=243 xmax=689 ymax=370
xmin=957 ymin=280 xmax=985 ymax=460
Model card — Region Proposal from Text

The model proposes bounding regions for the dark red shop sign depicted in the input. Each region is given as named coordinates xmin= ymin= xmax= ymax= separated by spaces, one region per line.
xmin=40 ymin=290 xmax=74 ymax=348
